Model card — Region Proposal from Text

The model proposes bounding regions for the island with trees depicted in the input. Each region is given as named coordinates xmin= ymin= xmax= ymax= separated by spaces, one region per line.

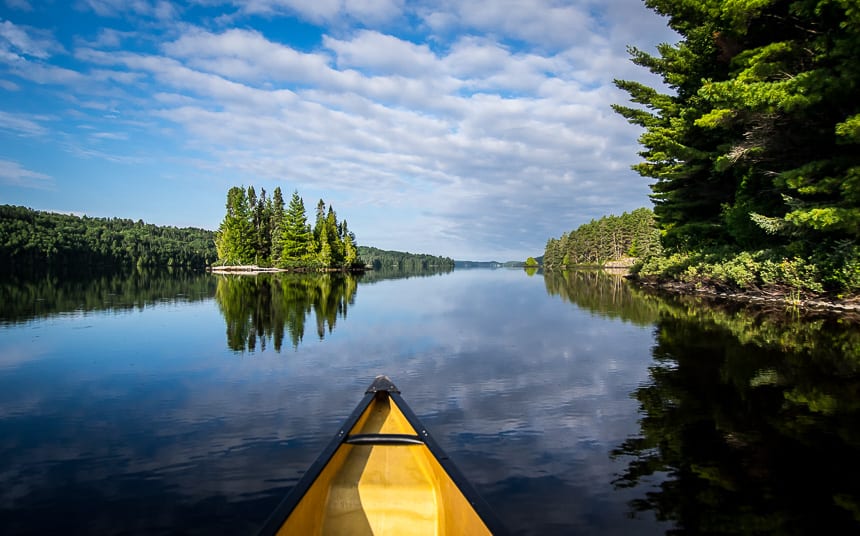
xmin=602 ymin=0 xmax=859 ymax=304
xmin=213 ymin=186 xmax=360 ymax=271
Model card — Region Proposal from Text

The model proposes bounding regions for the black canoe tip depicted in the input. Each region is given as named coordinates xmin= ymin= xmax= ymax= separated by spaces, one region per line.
xmin=366 ymin=375 xmax=400 ymax=394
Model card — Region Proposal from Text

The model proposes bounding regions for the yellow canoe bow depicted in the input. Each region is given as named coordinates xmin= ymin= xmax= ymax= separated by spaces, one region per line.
xmin=258 ymin=375 xmax=507 ymax=535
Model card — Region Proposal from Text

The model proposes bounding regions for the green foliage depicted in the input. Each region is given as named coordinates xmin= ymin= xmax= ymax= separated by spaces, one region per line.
xmin=634 ymin=246 xmax=856 ymax=293
xmin=280 ymin=190 xmax=315 ymax=262
xmin=356 ymin=246 xmax=454 ymax=271
xmin=612 ymin=299 xmax=860 ymax=533
xmin=215 ymin=187 xmax=255 ymax=265
xmin=543 ymin=208 xmax=661 ymax=269
xmin=525 ymin=256 xmax=539 ymax=267
xmin=0 ymin=205 xmax=217 ymax=272
xmin=215 ymin=186 xmax=360 ymax=270
xmin=614 ymin=0 xmax=860 ymax=294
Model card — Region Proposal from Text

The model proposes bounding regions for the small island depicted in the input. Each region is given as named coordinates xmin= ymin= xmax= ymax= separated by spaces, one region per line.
xmin=213 ymin=186 xmax=361 ymax=273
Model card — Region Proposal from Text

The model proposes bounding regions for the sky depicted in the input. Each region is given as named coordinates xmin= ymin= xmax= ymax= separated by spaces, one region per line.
xmin=0 ymin=0 xmax=677 ymax=261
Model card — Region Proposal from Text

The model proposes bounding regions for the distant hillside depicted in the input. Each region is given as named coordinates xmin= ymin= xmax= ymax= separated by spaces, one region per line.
xmin=0 ymin=205 xmax=217 ymax=273
xmin=357 ymin=246 xmax=454 ymax=270
xmin=454 ymin=260 xmax=527 ymax=268
xmin=543 ymin=208 xmax=660 ymax=269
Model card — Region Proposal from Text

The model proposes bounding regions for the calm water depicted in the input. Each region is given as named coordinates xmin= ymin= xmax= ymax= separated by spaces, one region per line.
xmin=1 ymin=269 xmax=859 ymax=535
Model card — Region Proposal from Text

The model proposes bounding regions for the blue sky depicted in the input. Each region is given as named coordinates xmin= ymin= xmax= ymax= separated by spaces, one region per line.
xmin=0 ymin=0 xmax=676 ymax=261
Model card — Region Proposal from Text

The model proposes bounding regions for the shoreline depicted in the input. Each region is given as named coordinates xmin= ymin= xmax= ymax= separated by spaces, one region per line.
xmin=627 ymin=274 xmax=860 ymax=315
xmin=208 ymin=265 xmax=367 ymax=275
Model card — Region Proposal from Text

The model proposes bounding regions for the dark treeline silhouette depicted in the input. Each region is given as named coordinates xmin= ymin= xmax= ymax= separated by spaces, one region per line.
xmin=612 ymin=299 xmax=860 ymax=534
xmin=0 ymin=268 xmax=216 ymax=325
xmin=0 ymin=205 xmax=217 ymax=273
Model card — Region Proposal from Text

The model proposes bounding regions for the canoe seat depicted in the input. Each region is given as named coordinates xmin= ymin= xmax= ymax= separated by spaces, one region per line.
xmin=345 ymin=433 xmax=424 ymax=445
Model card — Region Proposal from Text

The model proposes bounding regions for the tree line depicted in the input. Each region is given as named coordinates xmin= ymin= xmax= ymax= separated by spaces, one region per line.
xmin=356 ymin=246 xmax=454 ymax=271
xmin=613 ymin=0 xmax=860 ymax=293
xmin=0 ymin=204 xmax=217 ymax=273
xmin=543 ymin=208 xmax=661 ymax=269
xmin=214 ymin=186 xmax=359 ymax=269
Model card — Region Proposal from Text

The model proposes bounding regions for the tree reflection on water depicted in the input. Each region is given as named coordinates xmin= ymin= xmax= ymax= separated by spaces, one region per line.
xmin=214 ymin=273 xmax=357 ymax=352
xmin=611 ymin=295 xmax=860 ymax=534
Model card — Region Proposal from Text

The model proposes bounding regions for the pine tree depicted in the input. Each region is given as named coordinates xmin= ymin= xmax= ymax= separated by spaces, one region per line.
xmin=325 ymin=206 xmax=344 ymax=266
xmin=280 ymin=190 xmax=315 ymax=264
xmin=215 ymin=186 xmax=255 ymax=264
xmin=253 ymin=187 xmax=272 ymax=263
xmin=614 ymin=0 xmax=860 ymax=252
xmin=270 ymin=187 xmax=286 ymax=263
xmin=341 ymin=220 xmax=358 ymax=266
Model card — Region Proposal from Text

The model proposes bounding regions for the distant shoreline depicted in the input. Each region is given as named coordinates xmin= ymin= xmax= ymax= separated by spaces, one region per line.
xmin=208 ymin=265 xmax=367 ymax=275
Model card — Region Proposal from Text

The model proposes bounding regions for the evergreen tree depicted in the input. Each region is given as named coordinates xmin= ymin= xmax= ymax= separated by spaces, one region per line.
xmin=341 ymin=220 xmax=358 ymax=266
xmin=614 ymin=0 xmax=860 ymax=253
xmin=543 ymin=209 xmax=660 ymax=269
xmin=270 ymin=187 xmax=286 ymax=263
xmin=325 ymin=206 xmax=344 ymax=265
xmin=280 ymin=190 xmax=315 ymax=263
xmin=317 ymin=225 xmax=332 ymax=266
xmin=313 ymin=198 xmax=326 ymax=244
xmin=253 ymin=187 xmax=272 ymax=263
xmin=215 ymin=187 xmax=255 ymax=264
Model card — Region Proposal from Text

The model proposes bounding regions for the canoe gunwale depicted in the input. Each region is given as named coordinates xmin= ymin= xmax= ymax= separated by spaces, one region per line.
xmin=257 ymin=375 xmax=508 ymax=535
xmin=257 ymin=390 xmax=375 ymax=536
xmin=387 ymin=389 xmax=508 ymax=535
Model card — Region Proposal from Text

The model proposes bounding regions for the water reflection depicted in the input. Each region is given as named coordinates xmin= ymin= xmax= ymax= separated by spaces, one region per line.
xmin=214 ymin=273 xmax=357 ymax=352
xmin=357 ymin=265 xmax=453 ymax=284
xmin=0 ymin=268 xmax=216 ymax=325
xmin=543 ymin=270 xmax=660 ymax=325
xmin=4 ymin=266 xmax=860 ymax=534
xmin=612 ymin=296 xmax=860 ymax=533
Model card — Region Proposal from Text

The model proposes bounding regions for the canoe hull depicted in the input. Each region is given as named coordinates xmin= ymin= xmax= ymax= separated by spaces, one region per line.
xmin=259 ymin=376 xmax=505 ymax=535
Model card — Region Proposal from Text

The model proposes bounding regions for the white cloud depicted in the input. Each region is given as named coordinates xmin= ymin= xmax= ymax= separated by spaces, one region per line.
xmin=162 ymin=28 xmax=332 ymax=85
xmin=0 ymin=110 xmax=48 ymax=136
xmin=219 ymin=0 xmax=405 ymax=25
xmin=0 ymin=19 xmax=63 ymax=60
xmin=77 ymin=0 xmax=178 ymax=20
xmin=0 ymin=159 xmax=53 ymax=189
xmin=0 ymin=0 xmax=679 ymax=258
xmin=324 ymin=30 xmax=437 ymax=77
xmin=418 ymin=0 xmax=595 ymax=50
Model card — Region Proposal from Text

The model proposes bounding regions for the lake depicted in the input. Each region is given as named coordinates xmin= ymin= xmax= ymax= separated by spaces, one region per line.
xmin=1 ymin=268 xmax=859 ymax=535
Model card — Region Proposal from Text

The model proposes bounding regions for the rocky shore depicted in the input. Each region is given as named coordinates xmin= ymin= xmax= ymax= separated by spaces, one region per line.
xmin=629 ymin=274 xmax=860 ymax=316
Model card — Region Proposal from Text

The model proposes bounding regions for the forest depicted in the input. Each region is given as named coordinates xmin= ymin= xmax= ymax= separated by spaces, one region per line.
xmin=0 ymin=204 xmax=217 ymax=272
xmin=612 ymin=0 xmax=860 ymax=294
xmin=357 ymin=246 xmax=454 ymax=271
xmin=543 ymin=208 xmax=661 ymax=269
xmin=214 ymin=186 xmax=359 ymax=270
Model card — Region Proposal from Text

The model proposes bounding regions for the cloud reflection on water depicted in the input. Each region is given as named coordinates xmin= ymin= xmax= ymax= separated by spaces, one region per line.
xmin=0 ymin=269 xmax=666 ymax=534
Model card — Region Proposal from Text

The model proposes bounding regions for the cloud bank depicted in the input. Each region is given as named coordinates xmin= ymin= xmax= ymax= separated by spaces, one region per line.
xmin=0 ymin=0 xmax=676 ymax=259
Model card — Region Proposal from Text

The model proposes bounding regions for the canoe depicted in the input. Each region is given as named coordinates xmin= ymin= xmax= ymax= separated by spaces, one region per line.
xmin=258 ymin=375 xmax=507 ymax=535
